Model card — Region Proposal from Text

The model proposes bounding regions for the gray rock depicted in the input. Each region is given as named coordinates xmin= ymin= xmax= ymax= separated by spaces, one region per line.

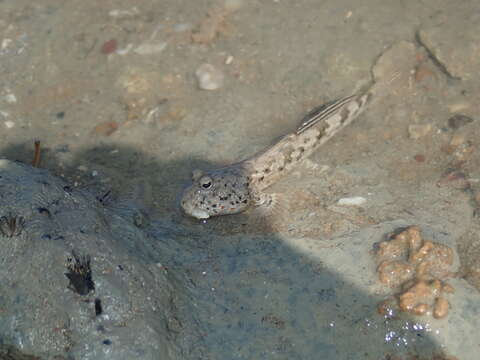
xmin=0 ymin=160 xmax=197 ymax=360
xmin=2 ymin=158 xmax=479 ymax=359
xmin=195 ymin=63 xmax=224 ymax=90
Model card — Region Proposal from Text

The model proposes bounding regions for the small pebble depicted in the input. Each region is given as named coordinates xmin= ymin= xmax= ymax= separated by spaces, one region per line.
xmin=414 ymin=154 xmax=425 ymax=162
xmin=102 ymin=339 xmax=112 ymax=345
xmin=448 ymin=114 xmax=473 ymax=130
xmin=56 ymin=111 xmax=65 ymax=119
xmin=93 ymin=121 xmax=118 ymax=136
xmin=134 ymin=41 xmax=167 ymax=55
xmin=414 ymin=63 xmax=435 ymax=82
xmin=1 ymin=38 xmax=12 ymax=50
xmin=448 ymin=102 xmax=470 ymax=113
xmin=408 ymin=124 xmax=432 ymax=140
xmin=450 ymin=134 xmax=465 ymax=147
xmin=337 ymin=196 xmax=366 ymax=206
xmin=5 ymin=93 xmax=17 ymax=103
xmin=195 ymin=63 xmax=224 ymax=90
xmin=225 ymin=55 xmax=234 ymax=65
xmin=4 ymin=120 xmax=14 ymax=128
xmin=101 ymin=39 xmax=117 ymax=55
xmin=108 ymin=8 xmax=139 ymax=18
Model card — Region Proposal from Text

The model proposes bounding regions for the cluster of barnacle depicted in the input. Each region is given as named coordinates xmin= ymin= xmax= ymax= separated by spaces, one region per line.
xmin=375 ymin=226 xmax=454 ymax=319
xmin=64 ymin=251 xmax=104 ymax=321
xmin=65 ymin=250 xmax=95 ymax=296
xmin=1 ymin=157 xmax=105 ymax=329
xmin=1 ymin=211 xmax=97 ymax=296
xmin=0 ymin=213 xmax=25 ymax=238
xmin=65 ymin=252 xmax=104 ymax=317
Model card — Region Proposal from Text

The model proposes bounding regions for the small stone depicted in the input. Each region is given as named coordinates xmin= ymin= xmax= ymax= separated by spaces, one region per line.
xmin=337 ymin=196 xmax=366 ymax=206
xmin=414 ymin=154 xmax=425 ymax=162
xmin=450 ymin=134 xmax=465 ymax=147
xmin=1 ymin=38 xmax=12 ymax=50
xmin=5 ymin=93 xmax=17 ymax=103
xmin=448 ymin=114 xmax=473 ymax=130
xmin=108 ymin=8 xmax=139 ymax=18
xmin=93 ymin=121 xmax=118 ymax=136
xmin=408 ymin=124 xmax=432 ymax=140
xmin=56 ymin=111 xmax=65 ymax=119
xmin=414 ymin=63 xmax=435 ymax=83
xmin=4 ymin=120 xmax=14 ymax=128
xmin=195 ymin=64 xmax=224 ymax=90
xmin=448 ymin=102 xmax=470 ymax=113
xmin=101 ymin=39 xmax=117 ymax=54
xmin=225 ymin=55 xmax=234 ymax=65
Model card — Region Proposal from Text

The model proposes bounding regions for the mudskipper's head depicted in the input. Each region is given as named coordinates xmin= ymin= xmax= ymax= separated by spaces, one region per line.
xmin=180 ymin=169 xmax=251 ymax=219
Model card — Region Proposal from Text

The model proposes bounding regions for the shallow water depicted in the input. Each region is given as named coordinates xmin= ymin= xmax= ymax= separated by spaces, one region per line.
xmin=1 ymin=1 xmax=480 ymax=359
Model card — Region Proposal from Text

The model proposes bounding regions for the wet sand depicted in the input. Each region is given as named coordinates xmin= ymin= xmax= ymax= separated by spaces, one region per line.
xmin=1 ymin=1 xmax=480 ymax=359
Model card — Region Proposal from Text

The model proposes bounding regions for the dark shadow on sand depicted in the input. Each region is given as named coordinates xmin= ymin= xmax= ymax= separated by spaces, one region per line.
xmin=1 ymin=141 xmax=450 ymax=359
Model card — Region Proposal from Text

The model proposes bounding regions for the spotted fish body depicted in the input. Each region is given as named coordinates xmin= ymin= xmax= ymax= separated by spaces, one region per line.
xmin=242 ymin=93 xmax=369 ymax=192
xmin=181 ymin=167 xmax=251 ymax=219
xmin=181 ymin=80 xmax=385 ymax=219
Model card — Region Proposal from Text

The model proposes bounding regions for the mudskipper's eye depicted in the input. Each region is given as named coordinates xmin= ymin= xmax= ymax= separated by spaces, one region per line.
xmin=199 ymin=176 xmax=212 ymax=189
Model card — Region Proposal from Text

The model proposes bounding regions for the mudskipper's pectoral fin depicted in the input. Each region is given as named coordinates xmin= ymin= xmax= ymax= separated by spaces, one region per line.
xmin=251 ymin=191 xmax=287 ymax=220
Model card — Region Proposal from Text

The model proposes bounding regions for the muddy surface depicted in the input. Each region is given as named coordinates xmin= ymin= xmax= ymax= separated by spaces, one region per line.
xmin=1 ymin=1 xmax=480 ymax=359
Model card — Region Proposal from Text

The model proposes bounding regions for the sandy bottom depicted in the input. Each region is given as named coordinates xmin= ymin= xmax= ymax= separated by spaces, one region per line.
xmin=1 ymin=1 xmax=480 ymax=359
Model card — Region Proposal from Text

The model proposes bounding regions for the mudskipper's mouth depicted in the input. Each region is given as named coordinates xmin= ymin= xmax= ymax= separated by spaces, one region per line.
xmin=181 ymin=201 xmax=210 ymax=219
xmin=180 ymin=188 xmax=211 ymax=220
xmin=190 ymin=208 xmax=210 ymax=219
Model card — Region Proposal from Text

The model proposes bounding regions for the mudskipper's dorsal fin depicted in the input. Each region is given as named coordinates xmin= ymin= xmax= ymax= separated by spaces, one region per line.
xmin=296 ymin=95 xmax=357 ymax=134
